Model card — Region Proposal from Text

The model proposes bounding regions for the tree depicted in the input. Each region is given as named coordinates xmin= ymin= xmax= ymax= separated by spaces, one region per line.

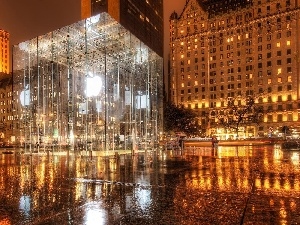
xmin=281 ymin=126 xmax=290 ymax=140
xmin=215 ymin=95 xmax=264 ymax=139
xmin=164 ymin=102 xmax=202 ymax=136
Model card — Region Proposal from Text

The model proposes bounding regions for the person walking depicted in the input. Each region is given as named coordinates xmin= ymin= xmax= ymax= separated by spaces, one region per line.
xmin=211 ymin=136 xmax=218 ymax=149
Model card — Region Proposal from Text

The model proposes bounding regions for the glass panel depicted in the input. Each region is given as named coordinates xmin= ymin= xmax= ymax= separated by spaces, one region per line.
xmin=12 ymin=13 xmax=163 ymax=152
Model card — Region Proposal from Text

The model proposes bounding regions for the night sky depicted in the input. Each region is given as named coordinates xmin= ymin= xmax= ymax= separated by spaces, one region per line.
xmin=0 ymin=0 xmax=186 ymax=72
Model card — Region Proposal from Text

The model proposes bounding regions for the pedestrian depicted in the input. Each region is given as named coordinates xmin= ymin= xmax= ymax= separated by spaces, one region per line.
xmin=179 ymin=137 xmax=183 ymax=150
xmin=214 ymin=137 xmax=219 ymax=148
xmin=211 ymin=136 xmax=218 ymax=149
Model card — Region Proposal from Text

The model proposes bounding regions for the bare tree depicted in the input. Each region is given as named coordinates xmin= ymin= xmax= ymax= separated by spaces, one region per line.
xmin=215 ymin=95 xmax=264 ymax=139
xmin=164 ymin=102 xmax=202 ymax=137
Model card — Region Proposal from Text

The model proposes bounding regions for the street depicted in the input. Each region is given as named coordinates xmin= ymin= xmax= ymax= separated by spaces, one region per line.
xmin=0 ymin=144 xmax=300 ymax=224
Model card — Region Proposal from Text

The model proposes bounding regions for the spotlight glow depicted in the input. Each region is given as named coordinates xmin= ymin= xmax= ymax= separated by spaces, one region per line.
xmin=86 ymin=76 xmax=102 ymax=97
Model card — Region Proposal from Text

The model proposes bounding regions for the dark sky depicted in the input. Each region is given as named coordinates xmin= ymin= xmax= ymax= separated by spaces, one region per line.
xmin=0 ymin=0 xmax=186 ymax=70
xmin=0 ymin=0 xmax=81 ymax=45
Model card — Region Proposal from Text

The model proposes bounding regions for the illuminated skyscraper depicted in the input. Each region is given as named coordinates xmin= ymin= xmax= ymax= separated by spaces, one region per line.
xmin=81 ymin=0 xmax=163 ymax=57
xmin=0 ymin=29 xmax=9 ymax=74
xmin=169 ymin=0 xmax=300 ymax=138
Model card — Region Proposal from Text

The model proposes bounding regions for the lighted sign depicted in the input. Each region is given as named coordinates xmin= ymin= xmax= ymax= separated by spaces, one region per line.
xmin=79 ymin=102 xmax=87 ymax=114
xmin=135 ymin=94 xmax=149 ymax=109
xmin=125 ymin=87 xmax=131 ymax=105
xmin=20 ymin=88 xmax=30 ymax=106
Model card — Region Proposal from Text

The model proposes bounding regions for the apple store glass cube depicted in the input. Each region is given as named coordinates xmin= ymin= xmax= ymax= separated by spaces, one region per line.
xmin=12 ymin=13 xmax=163 ymax=151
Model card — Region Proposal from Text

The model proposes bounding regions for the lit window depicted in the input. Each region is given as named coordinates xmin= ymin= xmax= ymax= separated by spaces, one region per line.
xmin=268 ymin=78 xmax=271 ymax=84
xmin=278 ymin=77 xmax=282 ymax=83
xmin=195 ymin=81 xmax=198 ymax=85
xmin=188 ymin=60 xmax=190 ymax=64
xmin=288 ymin=76 xmax=292 ymax=82
xmin=181 ymin=55 xmax=184 ymax=59
xmin=277 ymin=68 xmax=282 ymax=74
xmin=181 ymin=42 xmax=184 ymax=45
xmin=195 ymin=38 xmax=198 ymax=42
xmin=181 ymin=83 xmax=184 ymax=87
xmin=287 ymin=40 xmax=291 ymax=46
xmin=277 ymin=42 xmax=281 ymax=47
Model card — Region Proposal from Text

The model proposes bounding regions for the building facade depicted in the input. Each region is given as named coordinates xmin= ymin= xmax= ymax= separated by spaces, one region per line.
xmin=0 ymin=73 xmax=13 ymax=145
xmin=12 ymin=13 xmax=163 ymax=151
xmin=81 ymin=0 xmax=163 ymax=57
xmin=0 ymin=29 xmax=9 ymax=74
xmin=169 ymin=0 xmax=300 ymax=139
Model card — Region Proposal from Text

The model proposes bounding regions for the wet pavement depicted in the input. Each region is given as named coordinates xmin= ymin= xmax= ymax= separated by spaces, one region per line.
xmin=0 ymin=144 xmax=300 ymax=225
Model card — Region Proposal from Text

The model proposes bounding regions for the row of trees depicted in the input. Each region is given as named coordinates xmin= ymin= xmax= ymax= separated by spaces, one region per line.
xmin=163 ymin=102 xmax=202 ymax=136
xmin=164 ymin=95 xmax=265 ymax=137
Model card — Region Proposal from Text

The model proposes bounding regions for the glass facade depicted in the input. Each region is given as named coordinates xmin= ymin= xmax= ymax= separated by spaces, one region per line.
xmin=12 ymin=13 xmax=163 ymax=152
xmin=82 ymin=0 xmax=164 ymax=57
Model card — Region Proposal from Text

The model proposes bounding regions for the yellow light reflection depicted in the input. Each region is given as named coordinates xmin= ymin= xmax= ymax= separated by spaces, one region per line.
xmin=290 ymin=200 xmax=297 ymax=211
xmin=0 ymin=217 xmax=11 ymax=225
xmin=274 ymin=149 xmax=283 ymax=161
xmin=291 ymin=152 xmax=299 ymax=165
xmin=279 ymin=207 xmax=287 ymax=219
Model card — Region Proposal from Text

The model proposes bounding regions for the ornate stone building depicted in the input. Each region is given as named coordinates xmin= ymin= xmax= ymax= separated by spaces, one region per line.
xmin=169 ymin=0 xmax=300 ymax=139
xmin=0 ymin=29 xmax=9 ymax=74
xmin=0 ymin=73 xmax=13 ymax=145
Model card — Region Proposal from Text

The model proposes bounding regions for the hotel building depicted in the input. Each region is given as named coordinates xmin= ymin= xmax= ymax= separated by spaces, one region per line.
xmin=0 ymin=29 xmax=9 ymax=74
xmin=81 ymin=0 xmax=163 ymax=57
xmin=0 ymin=73 xmax=13 ymax=145
xmin=169 ymin=0 xmax=300 ymax=139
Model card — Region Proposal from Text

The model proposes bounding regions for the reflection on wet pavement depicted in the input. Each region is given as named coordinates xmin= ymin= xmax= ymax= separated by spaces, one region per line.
xmin=0 ymin=145 xmax=300 ymax=224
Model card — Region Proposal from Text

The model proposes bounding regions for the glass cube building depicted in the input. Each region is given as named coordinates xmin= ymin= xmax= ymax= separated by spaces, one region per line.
xmin=12 ymin=13 xmax=163 ymax=151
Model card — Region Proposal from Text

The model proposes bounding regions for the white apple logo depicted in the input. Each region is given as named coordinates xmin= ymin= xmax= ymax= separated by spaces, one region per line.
xmin=20 ymin=89 xmax=30 ymax=106
xmin=85 ymin=75 xmax=102 ymax=97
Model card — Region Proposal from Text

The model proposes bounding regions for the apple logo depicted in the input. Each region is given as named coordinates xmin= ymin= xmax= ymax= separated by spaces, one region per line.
xmin=85 ymin=75 xmax=102 ymax=97
xmin=20 ymin=87 xmax=30 ymax=106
